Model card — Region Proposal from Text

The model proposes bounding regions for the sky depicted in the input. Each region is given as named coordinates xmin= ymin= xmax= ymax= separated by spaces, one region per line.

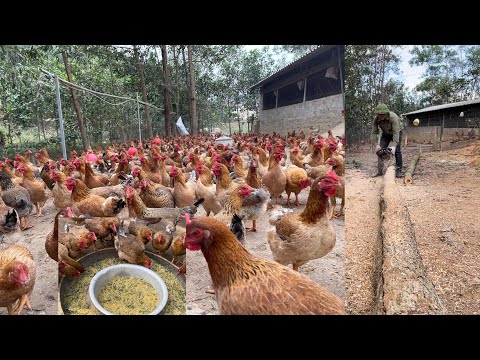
xmin=244 ymin=45 xmax=295 ymax=63
xmin=393 ymin=45 xmax=426 ymax=90
xmin=245 ymin=45 xmax=427 ymax=91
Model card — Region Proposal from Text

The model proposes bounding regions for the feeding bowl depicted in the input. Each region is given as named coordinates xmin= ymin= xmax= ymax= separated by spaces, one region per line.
xmin=89 ymin=264 xmax=168 ymax=315
xmin=59 ymin=248 xmax=185 ymax=315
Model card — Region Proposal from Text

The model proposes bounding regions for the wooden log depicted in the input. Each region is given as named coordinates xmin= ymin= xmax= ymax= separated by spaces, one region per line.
xmin=404 ymin=151 xmax=421 ymax=185
xmin=381 ymin=166 xmax=446 ymax=314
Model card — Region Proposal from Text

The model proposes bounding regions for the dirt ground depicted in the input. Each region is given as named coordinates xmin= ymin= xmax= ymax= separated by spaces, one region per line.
xmin=1 ymin=196 xmax=58 ymax=315
xmin=345 ymin=139 xmax=480 ymax=314
xmin=186 ymin=190 xmax=345 ymax=315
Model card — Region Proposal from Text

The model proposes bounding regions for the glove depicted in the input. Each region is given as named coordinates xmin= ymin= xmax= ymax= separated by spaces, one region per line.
xmin=389 ymin=146 xmax=396 ymax=155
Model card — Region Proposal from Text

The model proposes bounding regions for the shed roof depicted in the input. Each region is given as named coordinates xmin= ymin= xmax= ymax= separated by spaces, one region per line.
xmin=403 ymin=98 xmax=480 ymax=116
xmin=249 ymin=45 xmax=339 ymax=90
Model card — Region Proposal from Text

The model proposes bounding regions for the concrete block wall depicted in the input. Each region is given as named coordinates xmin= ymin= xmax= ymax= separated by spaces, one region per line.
xmin=407 ymin=126 xmax=479 ymax=143
xmin=258 ymin=94 xmax=343 ymax=136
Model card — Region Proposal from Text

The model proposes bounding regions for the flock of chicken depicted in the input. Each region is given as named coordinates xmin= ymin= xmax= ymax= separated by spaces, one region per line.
xmin=0 ymin=128 xmax=345 ymax=315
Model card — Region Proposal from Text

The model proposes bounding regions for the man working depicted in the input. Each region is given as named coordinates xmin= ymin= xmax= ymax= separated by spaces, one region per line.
xmin=371 ymin=103 xmax=404 ymax=178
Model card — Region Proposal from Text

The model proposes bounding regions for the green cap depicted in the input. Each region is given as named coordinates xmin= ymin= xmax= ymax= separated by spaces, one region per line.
xmin=374 ymin=103 xmax=389 ymax=114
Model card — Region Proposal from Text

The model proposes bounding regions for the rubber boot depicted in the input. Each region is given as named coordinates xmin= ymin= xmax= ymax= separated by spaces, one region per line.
xmin=395 ymin=167 xmax=403 ymax=178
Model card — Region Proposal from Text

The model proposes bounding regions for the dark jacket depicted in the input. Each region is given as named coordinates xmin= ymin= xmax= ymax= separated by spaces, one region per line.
xmin=371 ymin=111 xmax=403 ymax=147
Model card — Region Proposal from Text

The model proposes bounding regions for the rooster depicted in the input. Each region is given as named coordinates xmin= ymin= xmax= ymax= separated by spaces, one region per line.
xmin=185 ymin=216 xmax=344 ymax=315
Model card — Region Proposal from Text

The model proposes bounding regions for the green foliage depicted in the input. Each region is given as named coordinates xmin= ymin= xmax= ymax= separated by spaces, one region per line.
xmin=0 ymin=44 xmax=284 ymax=153
xmin=410 ymin=45 xmax=480 ymax=106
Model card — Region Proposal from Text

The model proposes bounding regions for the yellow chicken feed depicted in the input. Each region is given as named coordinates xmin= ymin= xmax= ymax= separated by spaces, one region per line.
xmin=98 ymin=276 xmax=158 ymax=315
xmin=62 ymin=258 xmax=185 ymax=315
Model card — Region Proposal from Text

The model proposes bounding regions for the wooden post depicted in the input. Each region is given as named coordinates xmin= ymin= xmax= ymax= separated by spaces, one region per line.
xmin=404 ymin=151 xmax=421 ymax=185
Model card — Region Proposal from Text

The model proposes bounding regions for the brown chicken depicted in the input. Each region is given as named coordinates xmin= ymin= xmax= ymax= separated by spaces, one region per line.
xmin=326 ymin=155 xmax=345 ymax=218
xmin=45 ymin=209 xmax=84 ymax=277
xmin=127 ymin=218 xmax=153 ymax=245
xmin=65 ymin=177 xmax=126 ymax=217
xmin=267 ymin=171 xmax=342 ymax=271
xmin=115 ymin=221 xmax=152 ymax=268
xmin=215 ymin=184 xmax=269 ymax=234
xmin=125 ymin=185 xmax=204 ymax=222
xmin=245 ymin=160 xmax=261 ymax=190
xmin=169 ymin=222 xmax=186 ymax=257
xmin=109 ymin=157 xmax=129 ymax=186
xmin=50 ymin=170 xmax=72 ymax=210
xmin=185 ymin=216 xmax=344 ymax=314
xmin=76 ymin=216 xmax=119 ymax=246
xmin=62 ymin=224 xmax=97 ymax=258
xmin=0 ymin=243 xmax=36 ymax=315
xmin=231 ymin=154 xmax=248 ymax=179
xmin=151 ymin=226 xmax=174 ymax=254
xmin=0 ymin=161 xmax=22 ymax=186
xmin=194 ymin=163 xmax=222 ymax=217
xmin=252 ymin=146 xmax=269 ymax=178
xmin=84 ymin=160 xmax=109 ymax=189
xmin=284 ymin=165 xmax=311 ymax=207
xmin=17 ymin=162 xmax=48 ymax=217
xmin=304 ymin=163 xmax=332 ymax=180
xmin=261 ymin=148 xmax=286 ymax=205
xmin=170 ymin=166 xmax=196 ymax=207
xmin=39 ymin=161 xmax=56 ymax=191
xmin=138 ymin=178 xmax=175 ymax=209
xmin=212 ymin=162 xmax=237 ymax=207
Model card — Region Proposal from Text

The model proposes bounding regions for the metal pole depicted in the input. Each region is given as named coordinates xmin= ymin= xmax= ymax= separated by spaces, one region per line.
xmin=55 ymin=75 xmax=67 ymax=159
xmin=338 ymin=45 xmax=345 ymax=111
xmin=137 ymin=93 xmax=142 ymax=142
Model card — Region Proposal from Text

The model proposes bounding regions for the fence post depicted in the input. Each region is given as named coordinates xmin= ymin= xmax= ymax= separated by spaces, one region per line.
xmin=55 ymin=75 xmax=67 ymax=159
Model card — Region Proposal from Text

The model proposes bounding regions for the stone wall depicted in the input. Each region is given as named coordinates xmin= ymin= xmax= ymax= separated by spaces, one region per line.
xmin=258 ymin=93 xmax=343 ymax=135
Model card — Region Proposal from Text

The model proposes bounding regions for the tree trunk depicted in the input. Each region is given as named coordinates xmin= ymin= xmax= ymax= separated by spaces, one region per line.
xmin=160 ymin=45 xmax=174 ymax=137
xmin=182 ymin=46 xmax=191 ymax=127
xmin=381 ymin=166 xmax=446 ymax=314
xmin=173 ymin=45 xmax=181 ymax=118
xmin=62 ymin=52 xmax=89 ymax=150
xmin=187 ymin=45 xmax=198 ymax=135
xmin=404 ymin=151 xmax=421 ymax=185
xmin=133 ymin=45 xmax=153 ymax=139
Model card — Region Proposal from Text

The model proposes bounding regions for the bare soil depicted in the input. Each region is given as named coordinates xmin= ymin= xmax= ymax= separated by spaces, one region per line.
xmin=345 ymin=140 xmax=480 ymax=314
xmin=186 ymin=190 xmax=345 ymax=315
xmin=1 ymin=196 xmax=58 ymax=315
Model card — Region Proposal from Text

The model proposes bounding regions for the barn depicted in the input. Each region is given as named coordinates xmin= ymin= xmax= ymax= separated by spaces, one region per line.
xmin=250 ymin=45 xmax=345 ymax=135
xmin=403 ymin=98 xmax=480 ymax=145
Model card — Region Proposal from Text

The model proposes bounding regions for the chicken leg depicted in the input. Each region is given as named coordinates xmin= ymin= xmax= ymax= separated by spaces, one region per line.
xmin=33 ymin=203 xmax=44 ymax=217
xmin=295 ymin=194 xmax=301 ymax=207
xmin=246 ymin=219 xmax=257 ymax=232
xmin=13 ymin=294 xmax=32 ymax=314
xmin=7 ymin=303 xmax=16 ymax=315
xmin=20 ymin=216 xmax=34 ymax=231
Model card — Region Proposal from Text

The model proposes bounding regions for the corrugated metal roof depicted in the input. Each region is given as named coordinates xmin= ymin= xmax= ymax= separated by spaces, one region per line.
xmin=403 ymin=98 xmax=480 ymax=116
xmin=249 ymin=45 xmax=337 ymax=90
